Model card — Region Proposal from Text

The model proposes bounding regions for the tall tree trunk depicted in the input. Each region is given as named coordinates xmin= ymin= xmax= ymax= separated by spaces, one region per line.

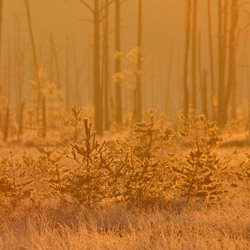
xmin=3 ymin=105 xmax=9 ymax=142
xmin=223 ymin=0 xmax=238 ymax=124
xmin=0 ymin=0 xmax=3 ymax=97
xmin=72 ymin=38 xmax=82 ymax=106
xmin=104 ymin=0 xmax=110 ymax=130
xmin=93 ymin=0 xmax=103 ymax=135
xmin=65 ymin=38 xmax=70 ymax=111
xmin=25 ymin=0 xmax=47 ymax=138
xmin=191 ymin=0 xmax=197 ymax=110
xmin=49 ymin=34 xmax=55 ymax=83
xmin=217 ymin=0 xmax=226 ymax=126
xmin=114 ymin=0 xmax=122 ymax=124
xmin=198 ymin=32 xmax=208 ymax=119
xmin=223 ymin=0 xmax=228 ymax=81
xmin=207 ymin=0 xmax=216 ymax=120
xmin=230 ymin=0 xmax=238 ymax=120
xmin=165 ymin=42 xmax=173 ymax=118
xmin=201 ymin=71 xmax=208 ymax=119
xmin=54 ymin=49 xmax=62 ymax=91
xmin=14 ymin=17 xmax=24 ymax=128
xmin=183 ymin=0 xmax=191 ymax=117
xmin=135 ymin=0 xmax=143 ymax=122
xmin=7 ymin=40 xmax=11 ymax=101
xmin=24 ymin=0 xmax=41 ymax=126
xmin=18 ymin=100 xmax=25 ymax=141
xmin=79 ymin=0 xmax=104 ymax=135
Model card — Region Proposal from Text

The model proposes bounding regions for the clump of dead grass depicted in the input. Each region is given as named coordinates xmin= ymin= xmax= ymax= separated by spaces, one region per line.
xmin=0 ymin=189 xmax=249 ymax=250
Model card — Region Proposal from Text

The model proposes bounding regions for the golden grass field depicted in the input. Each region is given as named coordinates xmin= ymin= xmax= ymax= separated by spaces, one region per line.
xmin=1 ymin=0 xmax=250 ymax=249
xmin=0 ymin=114 xmax=249 ymax=250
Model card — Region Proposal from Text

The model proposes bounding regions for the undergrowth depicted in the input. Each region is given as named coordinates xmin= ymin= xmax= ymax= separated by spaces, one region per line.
xmin=0 ymin=111 xmax=243 ymax=214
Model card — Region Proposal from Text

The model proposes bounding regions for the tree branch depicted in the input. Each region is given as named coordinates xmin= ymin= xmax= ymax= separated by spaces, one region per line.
xmin=79 ymin=18 xmax=94 ymax=23
xmin=99 ymin=0 xmax=115 ymax=12
xmin=79 ymin=0 xmax=94 ymax=13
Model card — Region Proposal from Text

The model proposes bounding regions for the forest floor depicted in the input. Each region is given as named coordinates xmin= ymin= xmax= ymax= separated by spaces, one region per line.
xmin=0 ymin=128 xmax=249 ymax=250
xmin=0 ymin=193 xmax=249 ymax=250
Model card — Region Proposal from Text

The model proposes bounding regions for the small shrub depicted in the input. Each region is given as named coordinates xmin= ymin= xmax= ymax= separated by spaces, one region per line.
xmin=173 ymin=114 xmax=224 ymax=202
xmin=61 ymin=103 xmax=84 ymax=144
xmin=65 ymin=119 xmax=112 ymax=207
xmin=128 ymin=109 xmax=174 ymax=160
xmin=0 ymin=152 xmax=33 ymax=211
xmin=173 ymin=141 xmax=223 ymax=202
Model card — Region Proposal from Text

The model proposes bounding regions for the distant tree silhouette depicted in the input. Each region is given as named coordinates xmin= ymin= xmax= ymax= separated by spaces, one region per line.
xmin=0 ymin=0 xmax=3 ymax=97
xmin=191 ymin=0 xmax=197 ymax=110
xmin=224 ymin=0 xmax=238 ymax=123
xmin=134 ymin=0 xmax=143 ymax=122
xmin=183 ymin=0 xmax=191 ymax=118
xmin=103 ymin=0 xmax=110 ymax=130
xmin=217 ymin=0 xmax=227 ymax=126
xmin=79 ymin=0 xmax=115 ymax=135
xmin=24 ymin=0 xmax=46 ymax=138
xmin=207 ymin=0 xmax=216 ymax=120
xmin=114 ymin=0 xmax=122 ymax=124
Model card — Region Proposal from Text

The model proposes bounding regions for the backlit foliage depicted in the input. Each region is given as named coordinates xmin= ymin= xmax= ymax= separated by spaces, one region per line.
xmin=65 ymin=119 xmax=112 ymax=206
xmin=26 ymin=68 xmax=64 ymax=131
xmin=178 ymin=112 xmax=222 ymax=149
xmin=173 ymin=114 xmax=224 ymax=201
xmin=62 ymin=103 xmax=84 ymax=144
xmin=173 ymin=141 xmax=223 ymax=202
xmin=0 ymin=113 xmax=246 ymax=214
xmin=129 ymin=109 xmax=174 ymax=159
xmin=0 ymin=152 xmax=33 ymax=211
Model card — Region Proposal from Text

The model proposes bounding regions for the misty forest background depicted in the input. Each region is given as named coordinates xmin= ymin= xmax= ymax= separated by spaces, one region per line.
xmin=0 ymin=0 xmax=250 ymax=137
xmin=0 ymin=2 xmax=250 ymax=248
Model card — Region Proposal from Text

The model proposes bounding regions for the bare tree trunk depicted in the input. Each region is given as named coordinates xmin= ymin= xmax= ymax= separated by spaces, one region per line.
xmin=42 ymin=95 xmax=46 ymax=139
xmin=54 ymin=49 xmax=62 ymax=91
xmin=93 ymin=0 xmax=103 ymax=135
xmin=103 ymin=0 xmax=110 ymax=130
xmin=191 ymin=0 xmax=197 ymax=110
xmin=3 ymin=105 xmax=9 ymax=142
xmin=223 ymin=0 xmax=228 ymax=80
xmin=24 ymin=0 xmax=47 ymax=138
xmin=114 ymin=0 xmax=122 ymax=124
xmin=207 ymin=0 xmax=216 ymax=120
xmin=198 ymin=32 xmax=208 ymax=119
xmin=201 ymin=71 xmax=208 ymax=119
xmin=165 ymin=42 xmax=173 ymax=118
xmin=72 ymin=39 xmax=83 ymax=106
xmin=0 ymin=0 xmax=3 ymax=97
xmin=150 ymin=53 xmax=155 ymax=108
xmin=18 ymin=100 xmax=25 ymax=141
xmin=230 ymin=0 xmax=237 ymax=120
xmin=217 ymin=0 xmax=226 ymax=126
xmin=79 ymin=0 xmax=105 ymax=135
xmin=183 ymin=0 xmax=191 ymax=117
xmin=7 ymin=40 xmax=11 ymax=101
xmin=134 ymin=0 xmax=143 ymax=122
xmin=14 ymin=16 xmax=24 ymax=124
xmin=49 ymin=34 xmax=55 ymax=83
xmin=65 ymin=38 xmax=70 ymax=111
xmin=24 ymin=0 xmax=41 ymax=126
xmin=223 ymin=0 xmax=238 ymax=124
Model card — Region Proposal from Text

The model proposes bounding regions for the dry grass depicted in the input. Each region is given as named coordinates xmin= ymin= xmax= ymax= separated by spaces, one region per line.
xmin=0 ymin=187 xmax=249 ymax=250
xmin=0 ymin=117 xmax=249 ymax=249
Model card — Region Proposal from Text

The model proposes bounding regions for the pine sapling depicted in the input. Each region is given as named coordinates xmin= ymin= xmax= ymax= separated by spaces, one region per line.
xmin=65 ymin=119 xmax=111 ymax=207
xmin=0 ymin=152 xmax=33 ymax=211
xmin=62 ymin=103 xmax=84 ymax=144
xmin=173 ymin=142 xmax=222 ymax=202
